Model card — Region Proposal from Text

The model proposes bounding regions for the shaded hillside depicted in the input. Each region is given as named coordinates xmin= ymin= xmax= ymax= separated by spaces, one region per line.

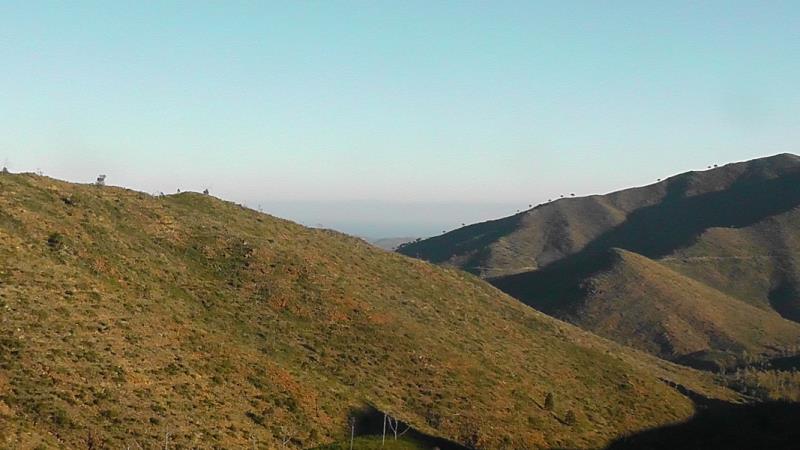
xmin=398 ymin=213 xmax=525 ymax=273
xmin=662 ymin=207 xmax=800 ymax=322
xmin=399 ymin=153 xmax=800 ymax=278
xmin=512 ymin=249 xmax=800 ymax=366
xmin=604 ymin=399 xmax=800 ymax=450
xmin=311 ymin=404 xmax=471 ymax=450
xmin=491 ymin=249 xmax=800 ymax=369
xmin=0 ymin=173 xmax=735 ymax=449
xmin=402 ymin=154 xmax=800 ymax=367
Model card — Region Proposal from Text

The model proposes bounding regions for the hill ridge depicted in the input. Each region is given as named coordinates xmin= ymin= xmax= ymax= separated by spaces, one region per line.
xmin=399 ymin=153 xmax=800 ymax=277
xmin=399 ymin=153 xmax=800 ymax=369
xmin=564 ymin=248 xmax=800 ymax=365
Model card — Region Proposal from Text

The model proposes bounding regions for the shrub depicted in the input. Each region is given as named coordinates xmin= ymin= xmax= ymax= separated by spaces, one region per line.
xmin=50 ymin=406 xmax=71 ymax=427
xmin=0 ymin=336 xmax=21 ymax=368
xmin=47 ymin=232 xmax=64 ymax=250
xmin=544 ymin=392 xmax=555 ymax=411
xmin=246 ymin=411 xmax=265 ymax=426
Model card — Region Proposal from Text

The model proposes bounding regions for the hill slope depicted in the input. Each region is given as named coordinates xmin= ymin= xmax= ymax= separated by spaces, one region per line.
xmin=662 ymin=207 xmax=800 ymax=322
xmin=0 ymin=173 xmax=735 ymax=449
xmin=495 ymin=249 xmax=800 ymax=368
xmin=399 ymin=154 xmax=800 ymax=366
xmin=399 ymin=153 xmax=800 ymax=278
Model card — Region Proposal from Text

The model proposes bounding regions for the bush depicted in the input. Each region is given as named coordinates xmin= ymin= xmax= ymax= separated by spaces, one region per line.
xmin=0 ymin=336 xmax=21 ymax=369
xmin=47 ymin=232 xmax=64 ymax=250
xmin=51 ymin=407 xmax=71 ymax=426
xmin=544 ymin=392 xmax=555 ymax=411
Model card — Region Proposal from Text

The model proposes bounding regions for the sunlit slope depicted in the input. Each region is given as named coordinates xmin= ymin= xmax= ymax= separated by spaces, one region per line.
xmin=402 ymin=154 xmax=800 ymax=367
xmin=399 ymin=153 xmax=800 ymax=278
xmin=0 ymin=173 xmax=735 ymax=449
xmin=663 ymin=207 xmax=800 ymax=322
xmin=566 ymin=249 xmax=800 ymax=365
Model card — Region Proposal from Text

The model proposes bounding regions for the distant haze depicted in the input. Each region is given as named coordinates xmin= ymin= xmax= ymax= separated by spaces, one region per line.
xmin=253 ymin=200 xmax=523 ymax=239
xmin=2 ymin=2 xmax=799 ymax=237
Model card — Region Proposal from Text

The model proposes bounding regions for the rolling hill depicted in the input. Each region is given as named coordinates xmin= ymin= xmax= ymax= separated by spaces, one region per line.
xmin=0 ymin=172 xmax=736 ymax=449
xmin=661 ymin=206 xmax=800 ymax=323
xmin=399 ymin=154 xmax=800 ymax=367
xmin=494 ymin=249 xmax=800 ymax=370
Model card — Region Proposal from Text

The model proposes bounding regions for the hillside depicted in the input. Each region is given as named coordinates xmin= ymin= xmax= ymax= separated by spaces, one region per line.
xmin=399 ymin=154 xmax=800 ymax=367
xmin=399 ymin=153 xmax=800 ymax=278
xmin=496 ymin=249 xmax=800 ymax=369
xmin=662 ymin=207 xmax=800 ymax=323
xmin=0 ymin=172 xmax=737 ymax=449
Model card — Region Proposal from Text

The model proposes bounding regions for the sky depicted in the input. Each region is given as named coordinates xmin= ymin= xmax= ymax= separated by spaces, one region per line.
xmin=2 ymin=1 xmax=799 ymax=238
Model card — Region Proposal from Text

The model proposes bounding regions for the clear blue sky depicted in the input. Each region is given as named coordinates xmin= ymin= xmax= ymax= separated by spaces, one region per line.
xmin=2 ymin=1 xmax=799 ymax=237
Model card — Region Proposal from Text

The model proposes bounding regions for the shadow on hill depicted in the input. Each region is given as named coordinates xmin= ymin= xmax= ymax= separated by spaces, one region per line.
xmin=398 ymin=213 xmax=525 ymax=271
xmin=603 ymin=399 xmax=800 ymax=450
xmin=342 ymin=400 xmax=800 ymax=450
xmin=766 ymin=354 xmax=800 ymax=371
xmin=349 ymin=405 xmax=470 ymax=450
xmin=591 ymin=171 xmax=800 ymax=259
xmin=491 ymin=170 xmax=800 ymax=315
xmin=490 ymin=248 xmax=619 ymax=313
xmin=674 ymin=349 xmax=743 ymax=372
xmin=769 ymin=279 xmax=800 ymax=323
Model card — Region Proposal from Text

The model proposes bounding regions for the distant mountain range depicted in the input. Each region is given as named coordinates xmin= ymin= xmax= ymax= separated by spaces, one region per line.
xmin=399 ymin=153 xmax=800 ymax=369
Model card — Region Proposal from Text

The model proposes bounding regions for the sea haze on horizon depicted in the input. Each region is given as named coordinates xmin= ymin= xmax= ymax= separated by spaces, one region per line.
xmin=3 ymin=153 xmax=796 ymax=240
xmin=250 ymin=200 xmax=525 ymax=240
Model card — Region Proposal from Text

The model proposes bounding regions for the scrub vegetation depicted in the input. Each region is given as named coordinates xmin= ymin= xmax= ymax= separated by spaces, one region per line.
xmin=0 ymin=172 xmax=735 ymax=449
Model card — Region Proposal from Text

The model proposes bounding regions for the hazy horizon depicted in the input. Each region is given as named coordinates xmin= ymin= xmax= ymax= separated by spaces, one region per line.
xmin=5 ymin=153 xmax=794 ymax=239
xmin=3 ymin=1 xmax=799 ymax=237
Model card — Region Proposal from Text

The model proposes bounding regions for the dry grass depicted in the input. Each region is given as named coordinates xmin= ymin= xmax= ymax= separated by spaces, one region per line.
xmin=400 ymin=153 xmax=800 ymax=278
xmin=572 ymin=249 xmax=800 ymax=366
xmin=0 ymin=173 xmax=738 ymax=449
xmin=402 ymin=153 xmax=800 ymax=368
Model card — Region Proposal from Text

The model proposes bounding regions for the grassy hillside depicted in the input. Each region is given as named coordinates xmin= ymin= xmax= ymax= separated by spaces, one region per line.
xmin=492 ymin=248 xmax=800 ymax=369
xmin=662 ymin=207 xmax=800 ymax=322
xmin=312 ymin=436 xmax=426 ymax=450
xmin=399 ymin=153 xmax=800 ymax=278
xmin=565 ymin=249 xmax=800 ymax=366
xmin=402 ymin=154 xmax=800 ymax=368
xmin=0 ymin=173 xmax=736 ymax=449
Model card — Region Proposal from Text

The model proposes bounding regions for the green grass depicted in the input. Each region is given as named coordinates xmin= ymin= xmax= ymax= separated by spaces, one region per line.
xmin=0 ymin=172 xmax=738 ymax=449
xmin=312 ymin=436 xmax=425 ymax=450
xmin=569 ymin=249 xmax=800 ymax=366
